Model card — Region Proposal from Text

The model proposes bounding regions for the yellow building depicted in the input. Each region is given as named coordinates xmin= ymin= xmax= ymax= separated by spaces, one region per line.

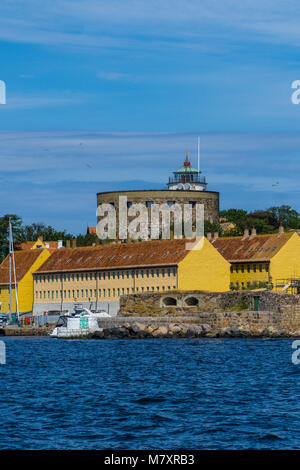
xmin=0 ymin=249 xmax=51 ymax=314
xmin=33 ymin=237 xmax=230 ymax=315
xmin=211 ymin=227 xmax=300 ymax=292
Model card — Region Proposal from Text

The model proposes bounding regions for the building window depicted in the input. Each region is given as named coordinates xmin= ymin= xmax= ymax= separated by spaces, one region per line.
xmin=146 ymin=201 xmax=153 ymax=208
xmin=235 ymin=265 xmax=239 ymax=273
xmin=259 ymin=264 xmax=262 ymax=272
xmin=230 ymin=266 xmax=233 ymax=273
xmin=265 ymin=264 xmax=269 ymax=272
xmin=253 ymin=265 xmax=256 ymax=272
xmin=127 ymin=201 xmax=132 ymax=208
xmin=241 ymin=265 xmax=244 ymax=273
xmin=247 ymin=265 xmax=250 ymax=272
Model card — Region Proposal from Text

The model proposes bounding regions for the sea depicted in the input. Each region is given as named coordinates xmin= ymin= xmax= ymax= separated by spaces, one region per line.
xmin=0 ymin=337 xmax=299 ymax=450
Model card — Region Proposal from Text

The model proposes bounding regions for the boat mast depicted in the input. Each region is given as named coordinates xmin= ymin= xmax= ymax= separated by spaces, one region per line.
xmin=9 ymin=219 xmax=12 ymax=323
xmin=9 ymin=218 xmax=19 ymax=323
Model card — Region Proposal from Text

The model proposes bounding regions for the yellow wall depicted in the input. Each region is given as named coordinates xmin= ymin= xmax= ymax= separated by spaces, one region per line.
xmin=230 ymin=262 xmax=270 ymax=289
xmin=177 ymin=237 xmax=230 ymax=292
xmin=0 ymin=249 xmax=51 ymax=314
xmin=270 ymin=233 xmax=300 ymax=289
xmin=34 ymin=266 xmax=178 ymax=302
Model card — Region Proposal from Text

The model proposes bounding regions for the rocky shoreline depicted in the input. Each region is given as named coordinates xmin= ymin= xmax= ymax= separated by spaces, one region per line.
xmin=89 ymin=321 xmax=300 ymax=339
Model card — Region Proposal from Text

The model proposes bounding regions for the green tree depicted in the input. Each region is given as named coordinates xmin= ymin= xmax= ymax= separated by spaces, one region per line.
xmin=0 ymin=214 xmax=23 ymax=261
xmin=204 ymin=220 xmax=223 ymax=236
xmin=20 ymin=223 xmax=73 ymax=242
xmin=219 ymin=209 xmax=248 ymax=222
xmin=267 ymin=205 xmax=300 ymax=229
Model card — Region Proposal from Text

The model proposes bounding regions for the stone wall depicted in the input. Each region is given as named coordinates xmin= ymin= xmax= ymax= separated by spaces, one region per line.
xmin=100 ymin=311 xmax=300 ymax=331
xmin=95 ymin=311 xmax=300 ymax=337
xmin=119 ymin=290 xmax=300 ymax=317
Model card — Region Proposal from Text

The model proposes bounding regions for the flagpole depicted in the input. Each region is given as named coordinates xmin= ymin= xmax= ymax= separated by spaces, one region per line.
xmin=9 ymin=218 xmax=12 ymax=323
xmin=197 ymin=136 xmax=200 ymax=174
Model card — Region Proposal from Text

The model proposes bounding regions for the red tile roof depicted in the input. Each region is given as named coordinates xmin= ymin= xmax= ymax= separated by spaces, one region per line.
xmin=212 ymin=233 xmax=294 ymax=262
xmin=0 ymin=249 xmax=45 ymax=285
xmin=35 ymin=239 xmax=191 ymax=273
xmin=15 ymin=240 xmax=60 ymax=250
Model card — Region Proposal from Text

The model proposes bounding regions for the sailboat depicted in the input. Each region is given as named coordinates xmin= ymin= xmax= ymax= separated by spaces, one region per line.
xmin=8 ymin=218 xmax=19 ymax=325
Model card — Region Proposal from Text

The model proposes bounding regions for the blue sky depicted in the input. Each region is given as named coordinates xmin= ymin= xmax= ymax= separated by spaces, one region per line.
xmin=0 ymin=1 xmax=300 ymax=233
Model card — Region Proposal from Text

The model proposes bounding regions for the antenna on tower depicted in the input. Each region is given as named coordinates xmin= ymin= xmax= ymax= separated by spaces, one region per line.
xmin=197 ymin=136 xmax=200 ymax=174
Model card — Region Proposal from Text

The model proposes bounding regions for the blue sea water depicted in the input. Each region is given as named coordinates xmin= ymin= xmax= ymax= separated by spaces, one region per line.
xmin=0 ymin=337 xmax=299 ymax=450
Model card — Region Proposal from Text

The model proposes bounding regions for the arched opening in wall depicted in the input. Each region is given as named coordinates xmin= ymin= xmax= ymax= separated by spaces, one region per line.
xmin=184 ymin=297 xmax=199 ymax=306
xmin=163 ymin=297 xmax=177 ymax=306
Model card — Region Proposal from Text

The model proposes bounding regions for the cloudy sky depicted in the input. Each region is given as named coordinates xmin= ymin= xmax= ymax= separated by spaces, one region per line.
xmin=0 ymin=1 xmax=300 ymax=233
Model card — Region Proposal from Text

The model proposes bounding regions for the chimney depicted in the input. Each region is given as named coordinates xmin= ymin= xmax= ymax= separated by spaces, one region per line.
xmin=207 ymin=232 xmax=212 ymax=241
xmin=242 ymin=228 xmax=249 ymax=240
xmin=66 ymin=239 xmax=71 ymax=249
xmin=58 ymin=240 xmax=63 ymax=248
xmin=39 ymin=235 xmax=43 ymax=242
xmin=213 ymin=231 xmax=219 ymax=241
xmin=278 ymin=225 xmax=284 ymax=237
xmin=72 ymin=238 xmax=77 ymax=248
xmin=250 ymin=227 xmax=257 ymax=239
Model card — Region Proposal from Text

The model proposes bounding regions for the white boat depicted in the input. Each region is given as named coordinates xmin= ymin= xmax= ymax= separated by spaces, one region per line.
xmin=50 ymin=307 xmax=111 ymax=338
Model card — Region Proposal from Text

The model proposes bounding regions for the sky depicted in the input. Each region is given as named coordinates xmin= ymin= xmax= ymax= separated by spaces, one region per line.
xmin=0 ymin=1 xmax=300 ymax=233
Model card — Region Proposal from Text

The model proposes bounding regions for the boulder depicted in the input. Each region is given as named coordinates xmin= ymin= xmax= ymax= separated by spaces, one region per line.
xmin=151 ymin=326 xmax=169 ymax=337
